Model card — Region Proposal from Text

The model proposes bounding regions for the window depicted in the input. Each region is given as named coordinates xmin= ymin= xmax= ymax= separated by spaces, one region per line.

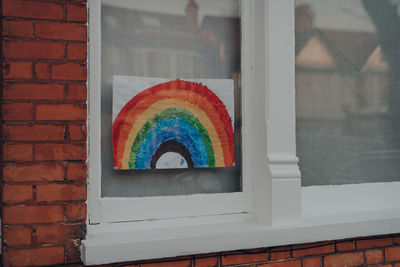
xmin=82 ymin=0 xmax=400 ymax=265
xmin=295 ymin=0 xmax=400 ymax=186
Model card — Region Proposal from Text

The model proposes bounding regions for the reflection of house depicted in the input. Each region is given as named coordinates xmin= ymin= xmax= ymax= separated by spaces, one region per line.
xmin=101 ymin=2 xmax=240 ymax=83
xmin=295 ymin=28 xmax=389 ymax=120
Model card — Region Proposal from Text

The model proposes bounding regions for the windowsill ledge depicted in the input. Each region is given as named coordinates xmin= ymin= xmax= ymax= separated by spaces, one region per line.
xmin=81 ymin=182 xmax=400 ymax=265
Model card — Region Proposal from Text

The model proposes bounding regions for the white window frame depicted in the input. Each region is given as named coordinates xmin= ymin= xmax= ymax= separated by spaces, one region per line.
xmin=82 ymin=0 xmax=400 ymax=265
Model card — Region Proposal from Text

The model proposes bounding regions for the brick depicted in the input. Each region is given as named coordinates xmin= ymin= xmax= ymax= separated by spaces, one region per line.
xmin=393 ymin=236 xmax=400 ymax=244
xmin=356 ymin=237 xmax=393 ymax=249
xmin=222 ymin=251 xmax=267 ymax=266
xmin=269 ymin=246 xmax=291 ymax=261
xmin=65 ymin=239 xmax=82 ymax=263
xmin=35 ymin=22 xmax=87 ymax=41
xmin=336 ymin=240 xmax=355 ymax=252
xmin=258 ymin=260 xmax=300 ymax=267
xmin=3 ymin=41 xmax=64 ymax=59
xmin=37 ymin=184 xmax=86 ymax=202
xmin=67 ymin=83 xmax=87 ymax=100
xmin=323 ymin=252 xmax=364 ymax=267
xmin=67 ymin=4 xmax=87 ymax=22
xmin=52 ymin=63 xmax=87 ymax=80
xmin=4 ymin=83 xmax=64 ymax=100
xmin=67 ymin=43 xmax=87 ymax=60
xmin=141 ymin=259 xmax=191 ymax=267
xmin=3 ymin=227 xmax=32 ymax=247
xmin=66 ymin=163 xmax=87 ymax=180
xmin=292 ymin=241 xmax=334 ymax=257
xmin=69 ymin=124 xmax=86 ymax=140
xmin=3 ymin=61 xmax=32 ymax=79
xmin=66 ymin=203 xmax=86 ymax=222
xmin=36 ymin=224 xmax=84 ymax=244
xmin=3 ymin=144 xmax=33 ymax=161
xmin=3 ymin=185 xmax=33 ymax=204
xmin=365 ymin=249 xmax=383 ymax=265
xmin=301 ymin=257 xmax=321 ymax=267
xmin=3 ymin=0 xmax=63 ymax=20
xmin=3 ymin=205 xmax=64 ymax=224
xmin=3 ymin=246 xmax=64 ymax=267
xmin=3 ymin=20 xmax=33 ymax=37
xmin=194 ymin=254 xmax=218 ymax=267
xmin=385 ymin=246 xmax=400 ymax=261
xmin=35 ymin=144 xmax=86 ymax=161
xmin=3 ymin=164 xmax=64 ymax=182
xmin=3 ymin=103 xmax=33 ymax=121
xmin=35 ymin=62 xmax=50 ymax=80
xmin=4 ymin=125 xmax=64 ymax=141
xmin=36 ymin=104 xmax=86 ymax=120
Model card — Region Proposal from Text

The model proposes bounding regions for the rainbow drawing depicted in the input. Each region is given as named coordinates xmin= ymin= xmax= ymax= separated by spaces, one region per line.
xmin=112 ymin=76 xmax=235 ymax=170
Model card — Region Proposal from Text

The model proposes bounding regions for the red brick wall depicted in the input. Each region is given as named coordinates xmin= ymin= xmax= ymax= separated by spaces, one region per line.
xmin=1 ymin=0 xmax=87 ymax=266
xmin=1 ymin=1 xmax=400 ymax=267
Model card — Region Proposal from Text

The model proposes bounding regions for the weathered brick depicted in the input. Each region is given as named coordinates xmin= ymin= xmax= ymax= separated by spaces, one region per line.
xmin=3 ymin=20 xmax=33 ymax=38
xmin=3 ymin=125 xmax=64 ymax=141
xmin=4 ymin=83 xmax=64 ymax=100
xmin=141 ymin=259 xmax=191 ymax=267
xmin=269 ymin=246 xmax=291 ymax=261
xmin=35 ymin=144 xmax=86 ymax=161
xmin=356 ymin=237 xmax=393 ymax=249
xmin=66 ymin=4 xmax=87 ymax=22
xmin=36 ymin=224 xmax=84 ymax=244
xmin=66 ymin=163 xmax=87 ymax=180
xmin=3 ymin=205 xmax=64 ymax=224
xmin=65 ymin=239 xmax=82 ymax=263
xmin=3 ymin=41 xmax=64 ymax=59
xmin=222 ymin=251 xmax=267 ymax=266
xmin=292 ymin=241 xmax=334 ymax=257
xmin=3 ymin=103 xmax=33 ymax=121
xmin=194 ymin=254 xmax=218 ymax=267
xmin=67 ymin=83 xmax=87 ymax=100
xmin=66 ymin=203 xmax=86 ymax=222
xmin=3 ymin=0 xmax=63 ymax=20
xmin=323 ymin=252 xmax=364 ymax=267
xmin=36 ymin=104 xmax=86 ymax=120
xmin=258 ymin=260 xmax=300 ymax=267
xmin=35 ymin=22 xmax=87 ymax=41
xmin=35 ymin=62 xmax=50 ymax=80
xmin=3 ymin=247 xmax=64 ymax=267
xmin=301 ymin=257 xmax=321 ymax=267
xmin=67 ymin=43 xmax=87 ymax=60
xmin=37 ymin=184 xmax=86 ymax=202
xmin=3 ymin=227 xmax=32 ymax=247
xmin=3 ymin=185 xmax=33 ymax=204
xmin=336 ymin=240 xmax=355 ymax=252
xmin=3 ymin=61 xmax=32 ymax=79
xmin=365 ymin=249 xmax=383 ymax=265
xmin=69 ymin=124 xmax=86 ymax=140
xmin=3 ymin=164 xmax=64 ymax=182
xmin=3 ymin=144 xmax=33 ymax=161
xmin=385 ymin=246 xmax=400 ymax=262
xmin=52 ymin=63 xmax=87 ymax=80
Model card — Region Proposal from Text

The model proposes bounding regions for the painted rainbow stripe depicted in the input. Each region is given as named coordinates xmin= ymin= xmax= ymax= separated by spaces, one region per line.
xmin=112 ymin=79 xmax=234 ymax=170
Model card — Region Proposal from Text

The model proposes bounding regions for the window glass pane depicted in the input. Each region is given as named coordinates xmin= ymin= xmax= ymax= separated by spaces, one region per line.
xmin=101 ymin=0 xmax=241 ymax=197
xmin=295 ymin=0 xmax=400 ymax=185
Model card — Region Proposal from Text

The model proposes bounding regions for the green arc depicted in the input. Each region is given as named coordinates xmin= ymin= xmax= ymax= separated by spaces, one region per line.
xmin=128 ymin=107 xmax=215 ymax=169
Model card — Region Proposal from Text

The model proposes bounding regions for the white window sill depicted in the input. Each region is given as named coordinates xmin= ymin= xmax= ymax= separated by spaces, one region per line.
xmin=81 ymin=182 xmax=400 ymax=265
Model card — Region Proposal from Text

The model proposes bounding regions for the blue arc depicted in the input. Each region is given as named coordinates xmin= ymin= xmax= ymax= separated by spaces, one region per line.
xmin=135 ymin=118 xmax=209 ymax=169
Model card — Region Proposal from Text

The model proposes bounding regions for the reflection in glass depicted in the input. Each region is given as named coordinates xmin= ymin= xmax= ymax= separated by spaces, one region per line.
xmin=101 ymin=0 xmax=241 ymax=197
xmin=295 ymin=0 xmax=400 ymax=185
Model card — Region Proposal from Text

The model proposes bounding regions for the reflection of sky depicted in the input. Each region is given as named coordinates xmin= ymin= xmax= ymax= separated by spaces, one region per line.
xmin=296 ymin=0 xmax=400 ymax=32
xmin=102 ymin=0 xmax=239 ymax=24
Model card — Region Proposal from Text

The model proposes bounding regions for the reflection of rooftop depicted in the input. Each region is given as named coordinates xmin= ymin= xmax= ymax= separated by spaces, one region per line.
xmin=296 ymin=29 xmax=387 ymax=72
